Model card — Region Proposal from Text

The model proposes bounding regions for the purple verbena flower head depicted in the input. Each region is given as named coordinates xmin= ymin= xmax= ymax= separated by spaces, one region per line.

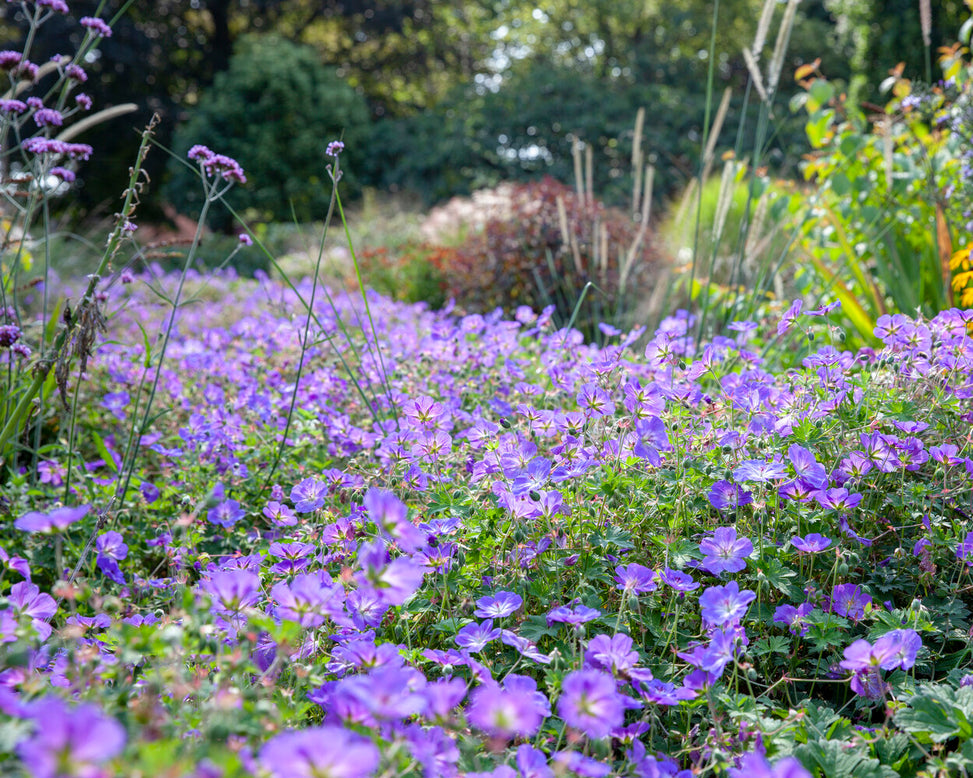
xmin=187 ymin=144 xmax=246 ymax=183
xmin=50 ymin=166 xmax=75 ymax=182
xmin=0 ymin=51 xmax=22 ymax=70
xmin=36 ymin=0 xmax=69 ymax=13
xmin=326 ymin=140 xmax=345 ymax=157
xmin=698 ymin=527 xmax=753 ymax=575
xmin=80 ymin=17 xmax=113 ymax=37
xmin=0 ymin=324 xmax=23 ymax=347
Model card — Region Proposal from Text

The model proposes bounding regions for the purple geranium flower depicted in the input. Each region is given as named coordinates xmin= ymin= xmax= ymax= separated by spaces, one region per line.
xmin=364 ymin=487 xmax=425 ymax=553
xmin=733 ymin=459 xmax=788 ymax=483
xmin=15 ymin=505 xmax=89 ymax=533
xmin=474 ymin=591 xmax=523 ymax=619
xmin=813 ymin=487 xmax=862 ymax=511
xmin=777 ymin=299 xmax=803 ymax=335
xmin=516 ymin=744 xmax=555 ymax=778
xmin=698 ymin=581 xmax=756 ymax=627
xmin=699 ymin=527 xmax=753 ymax=575
xmin=957 ymin=531 xmax=973 ymax=566
xmin=258 ymin=726 xmax=380 ymax=778
xmin=500 ymin=630 xmax=553 ymax=664
xmin=556 ymin=669 xmax=625 ymax=739
xmin=271 ymin=574 xmax=339 ymax=628
xmin=829 ymin=583 xmax=871 ymax=620
xmin=707 ymin=480 xmax=753 ymax=511
xmin=7 ymin=581 xmax=56 ymax=641
xmin=290 ymin=477 xmax=328 ymax=513
xmin=199 ymin=570 xmax=261 ymax=613
xmin=455 ymin=620 xmax=503 ymax=653
xmin=547 ymin=602 xmax=601 ymax=628
xmin=660 ymin=567 xmax=700 ymax=593
xmin=95 ymin=531 xmax=128 ymax=585
xmin=17 ymin=697 xmax=126 ymax=778
xmin=729 ymin=752 xmax=812 ymax=778
xmin=468 ymin=677 xmax=547 ymax=739
xmin=613 ymin=563 xmax=658 ymax=595
xmin=553 ymin=751 xmax=612 ymax=777
xmin=791 ymin=533 xmax=832 ymax=553
xmin=584 ymin=633 xmax=646 ymax=678
xmin=787 ymin=444 xmax=828 ymax=489
xmin=207 ymin=499 xmax=245 ymax=528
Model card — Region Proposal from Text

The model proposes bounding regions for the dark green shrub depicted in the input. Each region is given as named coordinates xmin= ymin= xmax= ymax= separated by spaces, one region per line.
xmin=165 ymin=34 xmax=371 ymax=231
xmin=367 ymin=59 xmax=809 ymax=209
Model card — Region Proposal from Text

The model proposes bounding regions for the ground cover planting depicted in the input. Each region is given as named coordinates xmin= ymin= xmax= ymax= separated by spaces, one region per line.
xmin=2 ymin=261 xmax=973 ymax=776
xmin=5 ymin=2 xmax=973 ymax=776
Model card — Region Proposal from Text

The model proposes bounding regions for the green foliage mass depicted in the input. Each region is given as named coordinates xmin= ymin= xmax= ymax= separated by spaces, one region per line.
xmin=165 ymin=34 xmax=371 ymax=231
xmin=368 ymin=60 xmax=807 ymax=207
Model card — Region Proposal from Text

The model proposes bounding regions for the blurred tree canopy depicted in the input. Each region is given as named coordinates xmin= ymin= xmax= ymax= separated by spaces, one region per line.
xmin=3 ymin=0 xmax=970 ymax=218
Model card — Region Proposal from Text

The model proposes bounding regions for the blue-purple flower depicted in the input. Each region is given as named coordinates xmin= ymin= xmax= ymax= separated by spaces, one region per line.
xmin=556 ymin=669 xmax=625 ymax=739
xmin=698 ymin=527 xmax=753 ymax=575
xmin=258 ymin=726 xmax=380 ymax=778
xmin=474 ymin=591 xmax=523 ymax=619
xmin=95 ymin=531 xmax=128 ymax=585
xmin=455 ymin=620 xmax=503 ymax=653
xmin=698 ymin=581 xmax=756 ymax=627
xmin=15 ymin=505 xmax=89 ymax=533
xmin=829 ymin=583 xmax=871 ymax=620
xmin=733 ymin=459 xmax=788 ymax=483
xmin=791 ymin=533 xmax=832 ymax=553
xmin=17 ymin=697 xmax=126 ymax=778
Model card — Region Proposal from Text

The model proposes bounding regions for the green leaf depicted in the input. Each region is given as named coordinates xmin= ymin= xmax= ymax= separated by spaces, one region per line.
xmin=589 ymin=526 xmax=634 ymax=550
xmin=91 ymin=431 xmax=118 ymax=473
xmin=518 ymin=614 xmax=561 ymax=643
xmin=795 ymin=740 xmax=898 ymax=778
xmin=894 ymin=690 xmax=963 ymax=743
xmin=751 ymin=636 xmax=791 ymax=658
xmin=754 ymin=557 xmax=801 ymax=599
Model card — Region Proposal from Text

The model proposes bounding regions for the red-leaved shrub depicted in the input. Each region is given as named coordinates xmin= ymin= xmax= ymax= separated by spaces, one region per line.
xmin=437 ymin=177 xmax=662 ymax=338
